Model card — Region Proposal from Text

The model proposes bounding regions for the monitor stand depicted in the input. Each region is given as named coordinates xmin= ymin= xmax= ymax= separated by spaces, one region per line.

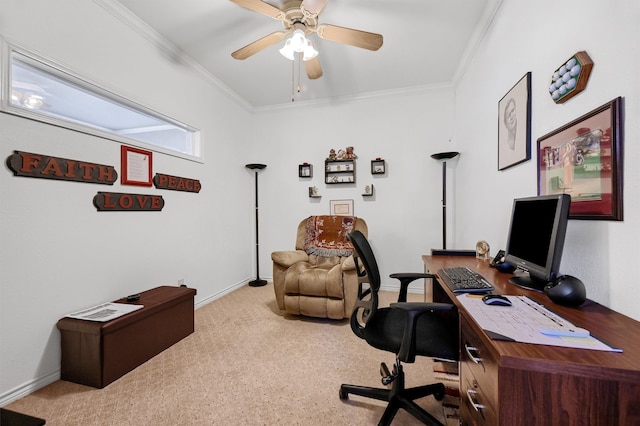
xmin=509 ymin=275 xmax=548 ymax=292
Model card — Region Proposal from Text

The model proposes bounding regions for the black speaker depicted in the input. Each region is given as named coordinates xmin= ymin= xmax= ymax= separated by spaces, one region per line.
xmin=544 ymin=275 xmax=586 ymax=306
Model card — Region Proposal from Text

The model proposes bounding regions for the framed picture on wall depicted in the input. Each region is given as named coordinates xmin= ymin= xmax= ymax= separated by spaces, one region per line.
xmin=498 ymin=72 xmax=531 ymax=170
xmin=330 ymin=199 xmax=354 ymax=216
xmin=537 ymin=97 xmax=623 ymax=221
xmin=121 ymin=145 xmax=153 ymax=186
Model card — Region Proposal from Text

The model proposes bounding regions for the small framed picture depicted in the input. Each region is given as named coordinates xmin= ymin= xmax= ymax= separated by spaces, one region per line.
xmin=330 ymin=199 xmax=354 ymax=216
xmin=498 ymin=72 xmax=531 ymax=170
xmin=121 ymin=145 xmax=152 ymax=186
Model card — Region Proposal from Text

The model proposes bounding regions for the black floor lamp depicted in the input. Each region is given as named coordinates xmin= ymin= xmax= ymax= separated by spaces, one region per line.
xmin=246 ymin=163 xmax=267 ymax=287
xmin=430 ymin=152 xmax=461 ymax=254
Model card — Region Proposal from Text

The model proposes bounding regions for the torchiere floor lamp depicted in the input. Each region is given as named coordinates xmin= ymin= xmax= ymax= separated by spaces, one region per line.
xmin=430 ymin=152 xmax=460 ymax=254
xmin=246 ymin=163 xmax=267 ymax=287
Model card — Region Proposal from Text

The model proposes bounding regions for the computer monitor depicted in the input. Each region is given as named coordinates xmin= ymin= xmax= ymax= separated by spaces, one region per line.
xmin=504 ymin=194 xmax=571 ymax=291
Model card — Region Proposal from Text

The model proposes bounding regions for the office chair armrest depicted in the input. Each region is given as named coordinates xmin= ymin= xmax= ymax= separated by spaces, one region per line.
xmin=390 ymin=273 xmax=435 ymax=303
xmin=390 ymin=302 xmax=456 ymax=363
xmin=389 ymin=302 xmax=455 ymax=312
xmin=271 ymin=250 xmax=309 ymax=267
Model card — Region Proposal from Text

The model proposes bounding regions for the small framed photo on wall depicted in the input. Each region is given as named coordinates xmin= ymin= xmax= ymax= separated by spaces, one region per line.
xmin=498 ymin=72 xmax=531 ymax=170
xmin=121 ymin=145 xmax=152 ymax=186
xmin=330 ymin=199 xmax=354 ymax=216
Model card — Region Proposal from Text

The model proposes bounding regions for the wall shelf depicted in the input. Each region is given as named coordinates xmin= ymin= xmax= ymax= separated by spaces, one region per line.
xmin=371 ymin=159 xmax=386 ymax=175
xmin=299 ymin=163 xmax=312 ymax=178
xmin=325 ymin=159 xmax=355 ymax=184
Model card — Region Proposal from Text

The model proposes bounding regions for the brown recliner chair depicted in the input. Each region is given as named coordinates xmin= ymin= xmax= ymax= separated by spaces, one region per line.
xmin=271 ymin=215 xmax=368 ymax=319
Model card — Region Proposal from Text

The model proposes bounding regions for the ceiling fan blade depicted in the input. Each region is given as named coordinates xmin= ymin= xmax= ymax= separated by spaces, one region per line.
xmin=301 ymin=0 xmax=328 ymax=17
xmin=316 ymin=24 xmax=383 ymax=51
xmin=230 ymin=0 xmax=285 ymax=20
xmin=304 ymin=57 xmax=323 ymax=80
xmin=231 ymin=31 xmax=289 ymax=60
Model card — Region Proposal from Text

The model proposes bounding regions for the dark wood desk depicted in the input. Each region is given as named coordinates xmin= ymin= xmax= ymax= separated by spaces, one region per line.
xmin=423 ymin=255 xmax=640 ymax=426
xmin=57 ymin=286 xmax=196 ymax=388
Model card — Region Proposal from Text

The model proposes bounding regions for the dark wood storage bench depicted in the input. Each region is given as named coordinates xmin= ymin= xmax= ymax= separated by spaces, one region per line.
xmin=56 ymin=286 xmax=196 ymax=388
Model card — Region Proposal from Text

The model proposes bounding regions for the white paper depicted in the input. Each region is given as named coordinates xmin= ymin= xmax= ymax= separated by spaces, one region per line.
xmin=66 ymin=302 xmax=143 ymax=322
xmin=457 ymin=294 xmax=621 ymax=352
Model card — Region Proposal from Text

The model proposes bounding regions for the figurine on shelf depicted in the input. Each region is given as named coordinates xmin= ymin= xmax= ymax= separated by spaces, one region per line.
xmin=336 ymin=146 xmax=357 ymax=160
xmin=345 ymin=146 xmax=357 ymax=159
xmin=327 ymin=149 xmax=337 ymax=160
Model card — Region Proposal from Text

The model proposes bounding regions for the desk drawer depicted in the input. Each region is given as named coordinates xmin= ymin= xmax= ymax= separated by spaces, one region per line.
xmin=460 ymin=314 xmax=498 ymax=425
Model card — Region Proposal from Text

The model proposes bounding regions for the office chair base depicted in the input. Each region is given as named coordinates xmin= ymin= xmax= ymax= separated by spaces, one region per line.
xmin=339 ymin=363 xmax=445 ymax=426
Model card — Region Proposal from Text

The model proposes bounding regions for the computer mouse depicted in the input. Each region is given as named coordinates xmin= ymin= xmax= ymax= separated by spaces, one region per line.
xmin=482 ymin=294 xmax=512 ymax=306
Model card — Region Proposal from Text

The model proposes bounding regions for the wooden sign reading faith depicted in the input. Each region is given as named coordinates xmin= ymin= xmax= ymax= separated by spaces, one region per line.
xmin=93 ymin=192 xmax=164 ymax=211
xmin=153 ymin=173 xmax=201 ymax=193
xmin=6 ymin=151 xmax=117 ymax=184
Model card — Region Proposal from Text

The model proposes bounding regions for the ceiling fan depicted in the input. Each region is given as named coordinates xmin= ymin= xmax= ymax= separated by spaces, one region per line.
xmin=230 ymin=0 xmax=383 ymax=80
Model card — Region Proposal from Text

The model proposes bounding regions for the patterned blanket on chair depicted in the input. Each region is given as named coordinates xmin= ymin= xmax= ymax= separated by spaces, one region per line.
xmin=304 ymin=215 xmax=356 ymax=257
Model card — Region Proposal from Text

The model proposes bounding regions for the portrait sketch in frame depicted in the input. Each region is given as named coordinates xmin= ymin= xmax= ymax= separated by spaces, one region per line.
xmin=498 ymin=72 xmax=531 ymax=170
xmin=537 ymin=97 xmax=623 ymax=221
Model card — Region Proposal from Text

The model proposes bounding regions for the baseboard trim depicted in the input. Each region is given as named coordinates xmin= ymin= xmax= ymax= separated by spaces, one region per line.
xmin=0 ymin=370 xmax=59 ymax=406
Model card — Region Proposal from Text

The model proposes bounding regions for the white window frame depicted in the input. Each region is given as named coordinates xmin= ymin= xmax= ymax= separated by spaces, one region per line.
xmin=1 ymin=40 xmax=202 ymax=162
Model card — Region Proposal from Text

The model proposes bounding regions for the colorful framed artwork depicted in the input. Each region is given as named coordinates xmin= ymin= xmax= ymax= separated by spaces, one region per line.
xmin=121 ymin=145 xmax=152 ymax=186
xmin=330 ymin=199 xmax=354 ymax=216
xmin=498 ymin=72 xmax=531 ymax=170
xmin=537 ymin=97 xmax=623 ymax=220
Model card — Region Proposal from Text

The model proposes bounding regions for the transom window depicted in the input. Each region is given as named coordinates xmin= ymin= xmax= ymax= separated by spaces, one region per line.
xmin=3 ymin=44 xmax=201 ymax=161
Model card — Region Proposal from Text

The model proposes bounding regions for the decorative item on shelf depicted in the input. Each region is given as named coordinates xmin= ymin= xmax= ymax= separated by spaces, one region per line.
xmin=299 ymin=162 xmax=312 ymax=178
xmin=549 ymin=51 xmax=593 ymax=104
xmin=475 ymin=240 xmax=490 ymax=260
xmin=371 ymin=158 xmax=385 ymax=174
xmin=327 ymin=146 xmax=357 ymax=160
xmin=309 ymin=186 xmax=320 ymax=198
xmin=362 ymin=184 xmax=374 ymax=197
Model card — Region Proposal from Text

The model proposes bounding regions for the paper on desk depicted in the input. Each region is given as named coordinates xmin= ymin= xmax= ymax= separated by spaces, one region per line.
xmin=66 ymin=302 xmax=143 ymax=322
xmin=457 ymin=295 xmax=622 ymax=352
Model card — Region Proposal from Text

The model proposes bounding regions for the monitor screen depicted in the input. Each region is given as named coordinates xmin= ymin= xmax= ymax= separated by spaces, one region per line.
xmin=504 ymin=194 xmax=571 ymax=291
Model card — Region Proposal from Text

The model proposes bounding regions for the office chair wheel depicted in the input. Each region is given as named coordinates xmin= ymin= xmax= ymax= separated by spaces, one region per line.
xmin=433 ymin=383 xmax=446 ymax=401
xmin=339 ymin=388 xmax=349 ymax=400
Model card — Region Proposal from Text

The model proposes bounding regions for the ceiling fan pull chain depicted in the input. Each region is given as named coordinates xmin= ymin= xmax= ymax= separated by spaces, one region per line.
xmin=297 ymin=52 xmax=302 ymax=94
xmin=291 ymin=59 xmax=295 ymax=102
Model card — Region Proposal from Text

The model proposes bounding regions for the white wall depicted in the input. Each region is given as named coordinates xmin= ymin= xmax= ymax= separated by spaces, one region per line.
xmin=452 ymin=0 xmax=640 ymax=319
xmin=250 ymin=88 xmax=456 ymax=279
xmin=0 ymin=0 xmax=254 ymax=402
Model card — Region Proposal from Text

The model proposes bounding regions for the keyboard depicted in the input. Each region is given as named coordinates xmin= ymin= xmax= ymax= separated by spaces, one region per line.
xmin=438 ymin=267 xmax=494 ymax=294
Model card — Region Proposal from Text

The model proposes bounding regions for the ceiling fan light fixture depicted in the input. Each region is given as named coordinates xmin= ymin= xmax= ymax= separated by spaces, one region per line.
xmin=280 ymin=28 xmax=317 ymax=61
xmin=279 ymin=39 xmax=295 ymax=60
xmin=302 ymin=39 xmax=318 ymax=61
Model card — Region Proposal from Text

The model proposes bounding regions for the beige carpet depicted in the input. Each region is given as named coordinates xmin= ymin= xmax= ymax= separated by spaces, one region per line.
xmin=5 ymin=283 xmax=455 ymax=425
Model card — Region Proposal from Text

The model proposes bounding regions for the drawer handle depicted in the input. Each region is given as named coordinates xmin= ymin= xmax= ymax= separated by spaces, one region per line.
xmin=464 ymin=343 xmax=482 ymax=364
xmin=466 ymin=389 xmax=485 ymax=412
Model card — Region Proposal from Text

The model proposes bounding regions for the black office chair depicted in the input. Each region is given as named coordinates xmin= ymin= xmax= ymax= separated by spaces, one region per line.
xmin=339 ymin=231 xmax=459 ymax=426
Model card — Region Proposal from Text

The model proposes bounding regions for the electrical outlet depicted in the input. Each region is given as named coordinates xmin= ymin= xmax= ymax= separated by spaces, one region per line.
xmin=178 ymin=279 xmax=184 ymax=286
